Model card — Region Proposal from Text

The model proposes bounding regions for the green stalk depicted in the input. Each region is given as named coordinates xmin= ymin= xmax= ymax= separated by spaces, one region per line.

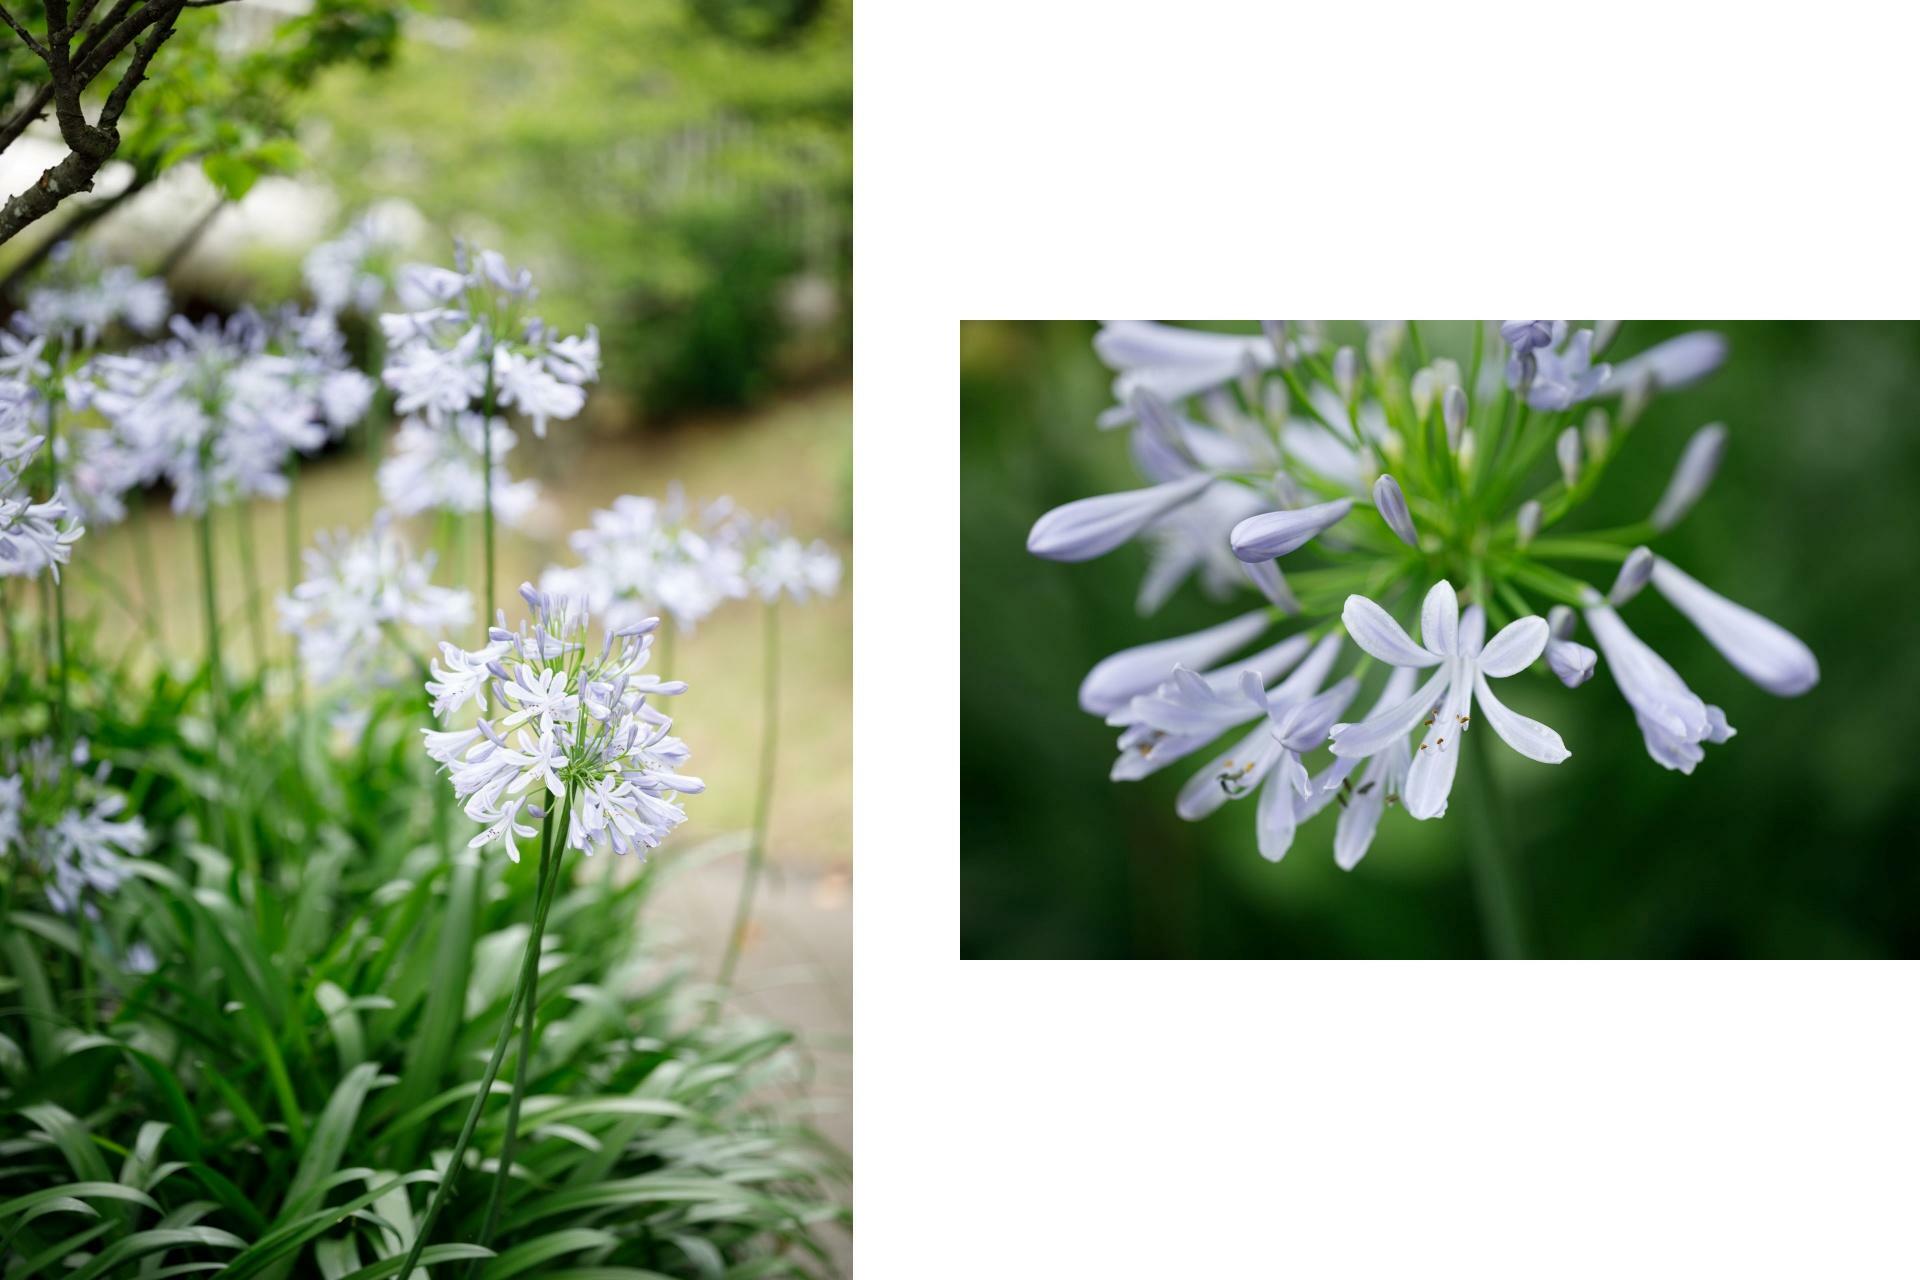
xmin=479 ymin=358 xmax=497 ymax=621
xmin=470 ymin=796 xmax=562 ymax=1264
xmin=45 ymin=397 xmax=68 ymax=744
xmin=395 ymin=789 xmax=571 ymax=1280
xmin=1463 ymin=726 xmax=1528 ymax=959
xmin=197 ymin=503 xmax=226 ymax=776
xmin=718 ymin=600 xmax=781 ymax=991
xmin=236 ymin=500 xmax=268 ymax=675
xmin=284 ymin=457 xmax=303 ymax=718
xmin=130 ymin=489 xmax=164 ymax=655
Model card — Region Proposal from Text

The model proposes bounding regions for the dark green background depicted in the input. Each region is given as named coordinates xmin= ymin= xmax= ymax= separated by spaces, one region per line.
xmin=961 ymin=321 xmax=1920 ymax=958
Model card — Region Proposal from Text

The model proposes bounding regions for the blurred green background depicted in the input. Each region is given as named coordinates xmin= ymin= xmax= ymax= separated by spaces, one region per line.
xmin=962 ymin=321 xmax=1920 ymax=959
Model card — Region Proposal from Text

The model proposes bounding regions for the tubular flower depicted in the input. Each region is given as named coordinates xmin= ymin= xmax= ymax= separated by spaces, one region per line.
xmin=0 ymin=739 xmax=147 ymax=919
xmin=423 ymin=583 xmax=703 ymax=860
xmin=278 ymin=517 xmax=473 ymax=687
xmin=1028 ymin=321 xmax=1816 ymax=870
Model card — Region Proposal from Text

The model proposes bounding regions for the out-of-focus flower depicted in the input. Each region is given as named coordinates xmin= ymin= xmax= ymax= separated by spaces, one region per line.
xmin=0 ymin=739 xmax=147 ymax=918
xmin=378 ymin=412 xmax=540 ymax=526
xmin=279 ymin=517 xmax=473 ymax=687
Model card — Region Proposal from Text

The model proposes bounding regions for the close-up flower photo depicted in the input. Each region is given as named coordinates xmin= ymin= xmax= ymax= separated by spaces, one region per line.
xmin=0 ymin=1 xmax=850 ymax=1273
xmin=963 ymin=320 xmax=1917 ymax=959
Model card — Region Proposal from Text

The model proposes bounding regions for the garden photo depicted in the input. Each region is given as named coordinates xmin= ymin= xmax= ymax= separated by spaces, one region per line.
xmin=1 ymin=0 xmax=851 ymax=1274
xmin=962 ymin=320 xmax=1918 ymax=960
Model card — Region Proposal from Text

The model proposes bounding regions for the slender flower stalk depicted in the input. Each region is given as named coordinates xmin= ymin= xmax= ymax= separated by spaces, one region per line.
xmin=718 ymin=598 xmax=781 ymax=990
xmin=1029 ymin=322 xmax=1817 ymax=945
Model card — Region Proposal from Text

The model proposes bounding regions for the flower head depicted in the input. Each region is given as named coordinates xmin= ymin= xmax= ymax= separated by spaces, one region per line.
xmin=1 ymin=738 xmax=147 ymax=918
xmin=1030 ymin=321 xmax=1815 ymax=871
xmin=279 ymin=517 xmax=473 ymax=687
xmin=424 ymin=583 xmax=702 ymax=860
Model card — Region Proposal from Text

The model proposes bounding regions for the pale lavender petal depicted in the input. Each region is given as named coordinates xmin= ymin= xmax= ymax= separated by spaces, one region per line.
xmin=1029 ymin=472 xmax=1214 ymax=562
xmin=1546 ymin=637 xmax=1598 ymax=688
xmin=1472 ymin=670 xmax=1570 ymax=763
xmin=1403 ymin=662 xmax=1472 ymax=820
xmin=1420 ymin=580 xmax=1459 ymax=656
xmin=1649 ymin=558 xmax=1819 ymax=696
xmin=1328 ymin=665 xmax=1450 ymax=759
xmin=1078 ymin=608 xmax=1271 ymax=715
xmin=1606 ymin=331 xmax=1728 ymax=394
xmin=1342 ymin=595 xmax=1442 ymax=668
xmin=1609 ymin=546 xmax=1654 ymax=605
xmin=1477 ymin=616 xmax=1550 ymax=678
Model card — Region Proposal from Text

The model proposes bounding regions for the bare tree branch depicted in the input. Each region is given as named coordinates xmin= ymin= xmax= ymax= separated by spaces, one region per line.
xmin=0 ymin=4 xmax=51 ymax=61
xmin=0 ymin=167 xmax=151 ymax=293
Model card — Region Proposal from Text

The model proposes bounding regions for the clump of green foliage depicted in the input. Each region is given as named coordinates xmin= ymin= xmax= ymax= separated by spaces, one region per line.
xmin=0 ymin=620 xmax=848 ymax=1275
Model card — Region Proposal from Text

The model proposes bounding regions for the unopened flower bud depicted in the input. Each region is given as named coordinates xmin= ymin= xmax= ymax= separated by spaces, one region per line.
xmin=1582 ymin=407 xmax=1610 ymax=461
xmin=1556 ymin=427 xmax=1583 ymax=489
xmin=1332 ymin=346 xmax=1359 ymax=404
xmin=1443 ymin=385 xmax=1468 ymax=450
xmin=1515 ymin=499 xmax=1542 ymax=547
xmin=1242 ymin=558 xmax=1300 ymax=614
xmin=1457 ymin=428 xmax=1476 ymax=474
xmin=1237 ymin=350 xmax=1263 ymax=406
xmin=1649 ymin=422 xmax=1727 ymax=532
xmin=1619 ymin=369 xmax=1655 ymax=428
xmin=1366 ymin=323 xmax=1402 ymax=377
xmin=1609 ymin=546 xmax=1654 ymax=605
xmin=1262 ymin=378 xmax=1288 ymax=427
xmin=1592 ymin=319 xmax=1621 ymax=354
xmin=1262 ymin=320 xmax=1293 ymax=372
xmin=1372 ymin=474 xmax=1419 ymax=549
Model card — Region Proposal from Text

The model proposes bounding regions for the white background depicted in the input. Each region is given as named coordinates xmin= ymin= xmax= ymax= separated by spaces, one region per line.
xmin=853 ymin=3 xmax=1919 ymax=1276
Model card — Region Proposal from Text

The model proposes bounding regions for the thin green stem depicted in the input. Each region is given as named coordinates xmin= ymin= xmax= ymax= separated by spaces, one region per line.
xmin=285 ymin=457 xmax=304 ymax=718
xmin=197 ymin=503 xmax=226 ymax=786
xmin=1463 ymin=725 xmax=1528 ymax=959
xmin=395 ymin=789 xmax=571 ymax=1280
xmin=718 ymin=600 xmax=781 ymax=991
xmin=470 ymin=798 xmax=562 ymax=1265
xmin=236 ymin=502 xmax=268 ymax=675
xmin=130 ymin=489 xmax=164 ymax=655
xmin=479 ymin=359 xmax=497 ymax=622
xmin=45 ymin=397 xmax=68 ymax=744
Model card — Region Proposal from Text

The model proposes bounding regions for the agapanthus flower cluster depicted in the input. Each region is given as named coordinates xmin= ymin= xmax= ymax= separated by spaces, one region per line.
xmin=1031 ymin=321 xmax=1818 ymax=870
xmin=377 ymin=411 xmax=539 ymax=526
xmin=746 ymin=522 xmax=843 ymax=606
xmin=303 ymin=212 xmax=406 ymax=317
xmin=278 ymin=515 xmax=473 ymax=686
xmin=19 ymin=243 xmax=169 ymax=348
xmin=0 ymin=738 xmax=148 ymax=917
xmin=423 ymin=583 xmax=703 ymax=860
xmin=379 ymin=245 xmax=600 ymax=439
xmin=0 ymin=378 xmax=83 ymax=579
xmin=540 ymin=488 xmax=749 ymax=633
xmin=79 ymin=308 xmax=374 ymax=516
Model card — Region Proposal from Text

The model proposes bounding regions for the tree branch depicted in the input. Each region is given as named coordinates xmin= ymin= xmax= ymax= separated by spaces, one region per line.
xmin=0 ymin=4 xmax=50 ymax=61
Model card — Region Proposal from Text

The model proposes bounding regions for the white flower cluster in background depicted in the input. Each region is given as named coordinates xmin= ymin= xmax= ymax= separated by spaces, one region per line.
xmin=0 ymin=738 xmax=148 ymax=918
xmin=302 ymin=210 xmax=408 ymax=317
xmin=277 ymin=516 xmax=473 ymax=686
xmin=377 ymin=411 xmax=539 ymax=526
xmin=541 ymin=486 xmax=842 ymax=633
xmin=423 ymin=583 xmax=703 ymax=860
xmin=77 ymin=309 xmax=375 ymax=516
xmin=0 ymin=378 xmax=83 ymax=580
xmin=19 ymin=244 xmax=169 ymax=349
xmin=1033 ymin=320 xmax=1818 ymax=871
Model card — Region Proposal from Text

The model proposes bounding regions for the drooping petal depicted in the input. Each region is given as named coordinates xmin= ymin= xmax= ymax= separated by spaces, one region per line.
xmin=1078 ymin=609 xmax=1271 ymax=715
xmin=1477 ymin=616 xmax=1550 ymax=678
xmin=1328 ymin=665 xmax=1450 ymax=759
xmin=1584 ymin=603 xmax=1713 ymax=742
xmin=1342 ymin=594 xmax=1442 ymax=668
xmin=1649 ymin=558 xmax=1819 ymax=696
xmin=1241 ymin=557 xmax=1301 ymax=613
xmin=1420 ymin=580 xmax=1459 ymax=657
xmin=1649 ymin=423 xmax=1727 ymax=532
xmin=1371 ymin=474 xmax=1419 ymax=548
xmin=1230 ymin=497 xmax=1354 ymax=563
xmin=1471 ymin=670 xmax=1571 ymax=763
xmin=1261 ymin=632 xmax=1345 ymax=712
xmin=1272 ymin=676 xmax=1361 ymax=752
xmin=1028 ymin=472 xmax=1214 ymax=562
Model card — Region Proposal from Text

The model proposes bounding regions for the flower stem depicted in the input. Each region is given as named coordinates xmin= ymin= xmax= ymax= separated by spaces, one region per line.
xmin=470 ymin=795 xmax=562 ymax=1266
xmin=236 ymin=501 xmax=267 ymax=675
xmin=1464 ymin=726 xmax=1529 ymax=959
xmin=129 ymin=488 xmax=164 ymax=656
xmin=197 ymin=505 xmax=226 ymax=782
xmin=395 ymin=791 xmax=570 ymax=1280
xmin=285 ymin=456 xmax=303 ymax=718
xmin=44 ymin=397 xmax=68 ymax=745
xmin=718 ymin=600 xmax=781 ymax=991
xmin=479 ymin=359 xmax=497 ymax=622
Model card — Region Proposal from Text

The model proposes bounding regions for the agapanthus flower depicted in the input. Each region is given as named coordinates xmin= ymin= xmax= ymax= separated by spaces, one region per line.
xmin=278 ymin=516 xmax=473 ymax=687
xmin=539 ymin=488 xmax=751 ymax=633
xmin=0 ymin=738 xmax=147 ymax=918
xmin=377 ymin=412 xmax=540 ymax=526
xmin=379 ymin=245 xmax=599 ymax=439
xmin=423 ymin=583 xmax=703 ymax=859
xmin=1030 ymin=321 xmax=1816 ymax=871
xmin=20 ymin=244 xmax=169 ymax=348
xmin=303 ymin=210 xmax=411 ymax=316
xmin=0 ymin=380 xmax=83 ymax=580
xmin=747 ymin=528 xmax=842 ymax=606
xmin=81 ymin=309 xmax=373 ymax=516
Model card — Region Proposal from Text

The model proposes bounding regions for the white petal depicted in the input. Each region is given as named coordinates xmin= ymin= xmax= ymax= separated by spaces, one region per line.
xmin=1027 ymin=472 xmax=1213 ymax=562
xmin=1229 ymin=498 xmax=1354 ymax=563
xmin=1333 ymin=779 xmax=1387 ymax=870
xmin=1174 ymin=724 xmax=1275 ymax=821
xmin=1420 ymin=580 xmax=1459 ymax=656
xmin=1342 ymin=595 xmax=1441 ymax=668
xmin=1477 ymin=616 xmax=1550 ymax=678
xmin=1256 ymin=760 xmax=1302 ymax=861
xmin=1078 ymin=609 xmax=1272 ymax=715
xmin=1403 ymin=665 xmax=1471 ymax=820
xmin=1472 ymin=670 xmax=1570 ymax=763
xmin=1328 ymin=665 xmax=1450 ymax=759
xmin=1241 ymin=557 xmax=1301 ymax=613
xmin=1275 ymin=677 xmax=1361 ymax=751
xmin=1457 ymin=604 xmax=1486 ymax=657
xmin=1650 ymin=558 xmax=1819 ymax=696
